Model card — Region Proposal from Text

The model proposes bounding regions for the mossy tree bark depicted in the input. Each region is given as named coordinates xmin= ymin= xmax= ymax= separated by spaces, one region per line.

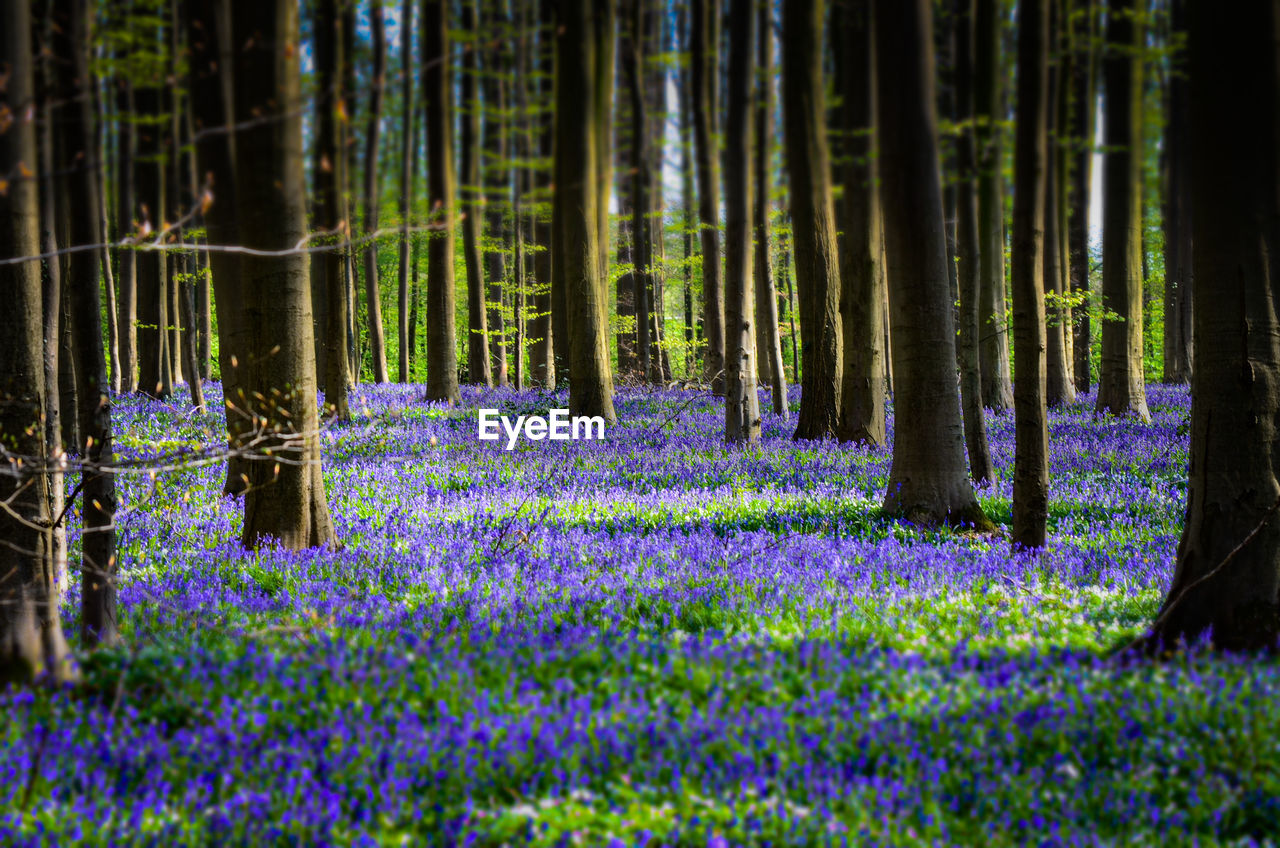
xmin=782 ymin=0 xmax=842 ymax=441
xmin=0 ymin=0 xmax=75 ymax=686
xmin=723 ymin=0 xmax=761 ymax=444
xmin=1095 ymin=0 xmax=1149 ymax=420
xmin=1011 ymin=0 xmax=1051 ymax=549
xmin=231 ymin=0 xmax=338 ymax=551
xmin=422 ymin=0 xmax=461 ymax=403
xmin=875 ymin=0 xmax=990 ymax=528
xmin=1146 ymin=0 xmax=1280 ymax=652
xmin=832 ymin=0 xmax=886 ymax=447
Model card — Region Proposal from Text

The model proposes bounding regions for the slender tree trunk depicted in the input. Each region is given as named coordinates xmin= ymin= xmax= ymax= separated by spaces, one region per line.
xmin=782 ymin=0 xmax=842 ymax=440
xmin=691 ymin=0 xmax=725 ymax=391
xmin=754 ymin=0 xmax=787 ymax=416
xmin=529 ymin=4 xmax=555 ymax=389
xmin=1068 ymin=0 xmax=1097 ymax=392
xmin=482 ymin=2 xmax=511 ymax=387
xmin=833 ymin=0 xmax=886 ymax=447
xmin=1145 ymin=0 xmax=1280 ymax=651
xmin=953 ymin=0 xmax=995 ymax=484
xmin=230 ymin=0 xmax=337 ymax=551
xmin=459 ymin=0 xmax=492 ymax=386
xmin=362 ymin=0 xmax=390 ymax=383
xmin=554 ymin=0 xmax=617 ymax=422
xmin=422 ymin=0 xmax=461 ymax=403
xmin=1044 ymin=2 xmax=1076 ymax=407
xmin=0 ymin=0 xmax=75 ymax=686
xmin=134 ymin=85 xmax=171 ymax=400
xmin=115 ymin=77 xmax=137 ymax=393
xmin=624 ymin=0 xmax=655 ymax=383
xmin=1011 ymin=0 xmax=1051 ymax=548
xmin=1161 ymin=0 xmax=1191 ymax=384
xmin=93 ymin=71 xmax=120 ymax=394
xmin=1095 ymin=0 xmax=1149 ymax=420
xmin=723 ymin=0 xmax=761 ymax=442
xmin=875 ymin=0 xmax=990 ymax=528
xmin=679 ymin=11 xmax=697 ymax=380
xmin=975 ymin=0 xmax=1013 ymax=410
xmin=397 ymin=0 xmax=414 ymax=382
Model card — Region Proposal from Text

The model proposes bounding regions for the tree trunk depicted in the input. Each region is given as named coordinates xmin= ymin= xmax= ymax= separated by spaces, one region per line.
xmin=1095 ymin=0 xmax=1149 ymax=420
xmin=754 ymin=0 xmax=787 ymax=416
xmin=1010 ymin=0 xmax=1051 ymax=549
xmin=94 ymin=72 xmax=120 ymax=394
xmin=134 ymin=85 xmax=171 ymax=400
xmin=679 ymin=6 xmax=697 ymax=380
xmin=875 ymin=0 xmax=990 ymax=528
xmin=1161 ymin=0 xmax=1192 ymax=385
xmin=975 ymin=0 xmax=1013 ymax=411
xmin=833 ymin=0 xmax=886 ymax=447
xmin=397 ymin=0 xmax=414 ymax=383
xmin=1068 ymin=0 xmax=1097 ymax=393
xmin=230 ymin=0 xmax=337 ymax=551
xmin=0 ymin=0 xmax=75 ymax=686
xmin=362 ymin=0 xmax=391 ymax=383
xmin=1145 ymin=0 xmax=1280 ymax=652
xmin=115 ymin=77 xmax=138 ymax=394
xmin=782 ymin=0 xmax=842 ymax=440
xmin=723 ymin=0 xmax=761 ymax=443
xmin=1044 ymin=2 xmax=1077 ymax=408
xmin=554 ymin=0 xmax=617 ymax=423
xmin=459 ymin=0 xmax=492 ymax=387
xmin=624 ymin=0 xmax=655 ymax=383
xmin=482 ymin=2 xmax=511 ymax=387
xmin=953 ymin=0 xmax=995 ymax=484
xmin=314 ymin=0 xmax=352 ymax=420
xmin=691 ymin=0 xmax=724 ymax=391
xmin=530 ymin=6 xmax=555 ymax=389
xmin=422 ymin=0 xmax=461 ymax=403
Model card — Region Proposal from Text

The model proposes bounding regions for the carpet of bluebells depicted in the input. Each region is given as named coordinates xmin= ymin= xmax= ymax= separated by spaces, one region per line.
xmin=4 ymin=381 xmax=1276 ymax=846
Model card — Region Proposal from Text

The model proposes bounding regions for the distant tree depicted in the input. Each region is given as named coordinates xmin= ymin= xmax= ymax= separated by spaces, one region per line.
xmin=1144 ymin=0 xmax=1278 ymax=651
xmin=1010 ymin=0 xmax=1050 ymax=549
xmin=723 ymin=0 xmax=761 ymax=443
xmin=952 ymin=0 xmax=995 ymax=482
xmin=553 ymin=0 xmax=617 ymax=422
xmin=1161 ymin=0 xmax=1191 ymax=385
xmin=530 ymin=0 xmax=556 ymax=389
xmin=396 ymin=0 xmax=414 ymax=383
xmin=1095 ymin=0 xmax=1149 ymax=420
xmin=975 ymin=0 xmax=1013 ymax=411
xmin=422 ymin=0 xmax=461 ymax=403
xmin=460 ymin=0 xmax=492 ymax=386
xmin=483 ymin=0 xmax=512 ymax=387
xmin=229 ymin=0 xmax=337 ymax=550
xmin=1044 ymin=0 xmax=1076 ymax=407
xmin=782 ymin=0 xmax=842 ymax=441
xmin=362 ymin=0 xmax=391 ymax=384
xmin=134 ymin=75 xmax=171 ymax=400
xmin=0 ymin=0 xmax=75 ymax=686
xmin=113 ymin=62 xmax=138 ymax=395
xmin=875 ymin=0 xmax=989 ymax=528
xmin=623 ymin=0 xmax=656 ymax=383
xmin=832 ymin=0 xmax=886 ymax=447
xmin=754 ymin=0 xmax=787 ymax=417
xmin=1067 ymin=0 xmax=1098 ymax=393
xmin=691 ymin=0 xmax=724 ymax=391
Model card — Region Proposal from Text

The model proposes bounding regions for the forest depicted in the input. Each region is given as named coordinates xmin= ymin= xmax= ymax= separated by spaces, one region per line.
xmin=1 ymin=0 xmax=1277 ymax=843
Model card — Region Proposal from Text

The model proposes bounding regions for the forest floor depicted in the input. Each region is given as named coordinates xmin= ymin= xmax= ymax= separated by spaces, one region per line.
xmin=4 ymin=381 xmax=1269 ymax=846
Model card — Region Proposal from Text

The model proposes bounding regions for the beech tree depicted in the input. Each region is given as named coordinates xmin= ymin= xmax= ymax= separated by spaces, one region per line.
xmin=361 ymin=0 xmax=390 ymax=384
xmin=1145 ymin=0 xmax=1279 ymax=651
xmin=753 ymin=0 xmax=787 ymax=416
xmin=1161 ymin=0 xmax=1191 ymax=385
xmin=1067 ymin=0 xmax=1098 ymax=392
xmin=396 ymin=0 xmax=414 ymax=383
xmin=1010 ymin=0 xmax=1050 ymax=549
xmin=1044 ymin=0 xmax=1076 ymax=408
xmin=782 ymin=0 xmax=842 ymax=441
xmin=0 ymin=0 xmax=74 ymax=686
xmin=691 ymin=0 xmax=724 ymax=391
xmin=874 ymin=0 xmax=988 ymax=528
xmin=1095 ymin=0 xmax=1149 ymax=421
xmin=723 ymin=0 xmax=760 ymax=444
xmin=460 ymin=0 xmax=492 ymax=386
xmin=229 ymin=0 xmax=337 ymax=550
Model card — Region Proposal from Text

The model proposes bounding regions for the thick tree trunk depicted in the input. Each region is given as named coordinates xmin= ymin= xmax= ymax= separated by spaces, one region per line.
xmin=314 ymin=0 xmax=352 ymax=420
xmin=1010 ymin=0 xmax=1051 ymax=549
xmin=0 ymin=0 xmax=75 ymax=686
xmin=975 ymin=0 xmax=1013 ymax=411
xmin=1044 ymin=3 xmax=1076 ymax=408
xmin=833 ymin=0 xmax=886 ymax=447
xmin=1095 ymin=0 xmax=1149 ymax=420
xmin=422 ymin=0 xmax=461 ymax=403
xmin=362 ymin=0 xmax=391 ymax=383
xmin=691 ymin=0 xmax=725 ymax=391
xmin=723 ymin=0 xmax=761 ymax=443
xmin=754 ymin=0 xmax=787 ymax=416
xmin=459 ymin=0 xmax=492 ymax=387
xmin=231 ymin=0 xmax=337 ymax=551
xmin=1161 ymin=0 xmax=1192 ymax=385
xmin=953 ymin=0 xmax=995 ymax=484
xmin=554 ymin=0 xmax=617 ymax=422
xmin=782 ymin=0 xmax=842 ymax=441
xmin=875 ymin=0 xmax=989 ymax=528
xmin=1146 ymin=0 xmax=1280 ymax=652
xmin=397 ymin=0 xmax=414 ymax=383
